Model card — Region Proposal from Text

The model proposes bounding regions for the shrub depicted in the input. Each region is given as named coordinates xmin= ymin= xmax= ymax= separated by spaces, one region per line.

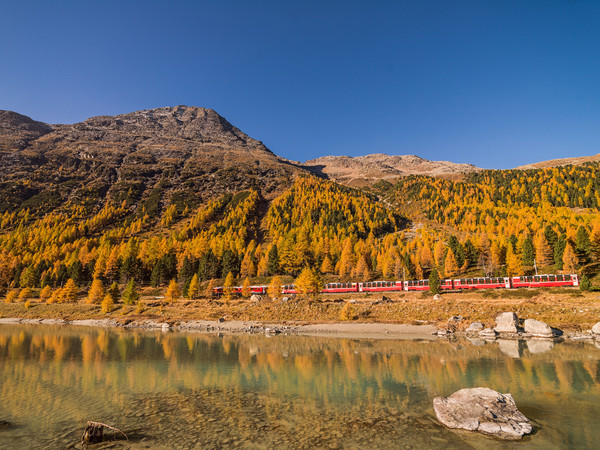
xmin=18 ymin=288 xmax=33 ymax=301
xmin=340 ymin=302 xmax=358 ymax=321
xmin=579 ymin=274 xmax=591 ymax=292
xmin=5 ymin=290 xmax=19 ymax=303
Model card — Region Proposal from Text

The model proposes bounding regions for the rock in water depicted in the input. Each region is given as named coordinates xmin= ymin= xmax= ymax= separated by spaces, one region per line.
xmin=494 ymin=312 xmax=519 ymax=333
xmin=523 ymin=319 xmax=556 ymax=337
xmin=433 ymin=387 xmax=533 ymax=440
xmin=466 ymin=322 xmax=484 ymax=334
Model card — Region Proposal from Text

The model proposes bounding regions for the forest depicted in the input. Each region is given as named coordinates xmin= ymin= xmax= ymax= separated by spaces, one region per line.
xmin=1 ymin=162 xmax=600 ymax=303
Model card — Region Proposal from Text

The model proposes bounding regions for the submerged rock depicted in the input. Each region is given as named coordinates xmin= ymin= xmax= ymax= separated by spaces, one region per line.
xmin=433 ymin=387 xmax=533 ymax=440
xmin=494 ymin=312 xmax=519 ymax=334
xmin=466 ymin=322 xmax=484 ymax=334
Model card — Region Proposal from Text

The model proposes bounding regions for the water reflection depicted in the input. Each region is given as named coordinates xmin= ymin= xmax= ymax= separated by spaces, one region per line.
xmin=0 ymin=325 xmax=599 ymax=448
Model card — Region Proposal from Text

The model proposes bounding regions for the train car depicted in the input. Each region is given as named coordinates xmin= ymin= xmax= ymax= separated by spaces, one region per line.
xmin=213 ymin=286 xmax=224 ymax=296
xmin=510 ymin=274 xmax=579 ymax=288
xmin=281 ymin=284 xmax=298 ymax=295
xmin=250 ymin=285 xmax=268 ymax=294
xmin=322 ymin=282 xmax=358 ymax=293
xmin=358 ymin=281 xmax=403 ymax=292
xmin=404 ymin=279 xmax=430 ymax=291
xmin=440 ymin=279 xmax=454 ymax=290
xmin=453 ymin=277 xmax=510 ymax=290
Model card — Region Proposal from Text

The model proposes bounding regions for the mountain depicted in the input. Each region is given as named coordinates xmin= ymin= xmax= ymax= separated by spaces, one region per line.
xmin=514 ymin=153 xmax=600 ymax=170
xmin=0 ymin=106 xmax=304 ymax=214
xmin=303 ymin=153 xmax=482 ymax=185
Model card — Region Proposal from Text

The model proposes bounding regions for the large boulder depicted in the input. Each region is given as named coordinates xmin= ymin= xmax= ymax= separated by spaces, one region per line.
xmin=523 ymin=319 xmax=557 ymax=338
xmin=433 ymin=387 xmax=533 ymax=440
xmin=494 ymin=312 xmax=519 ymax=334
xmin=592 ymin=322 xmax=600 ymax=335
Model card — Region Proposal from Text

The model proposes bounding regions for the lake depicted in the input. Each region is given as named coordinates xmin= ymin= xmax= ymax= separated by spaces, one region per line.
xmin=0 ymin=324 xmax=599 ymax=449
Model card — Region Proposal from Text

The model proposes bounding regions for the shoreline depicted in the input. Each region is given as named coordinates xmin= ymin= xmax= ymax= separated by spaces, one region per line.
xmin=0 ymin=316 xmax=439 ymax=339
xmin=2 ymin=316 xmax=599 ymax=342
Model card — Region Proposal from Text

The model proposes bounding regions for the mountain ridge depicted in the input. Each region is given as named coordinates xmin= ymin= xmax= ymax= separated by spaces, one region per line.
xmin=303 ymin=153 xmax=482 ymax=185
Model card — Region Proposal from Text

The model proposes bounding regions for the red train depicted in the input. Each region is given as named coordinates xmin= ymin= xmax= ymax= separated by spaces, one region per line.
xmin=214 ymin=274 xmax=579 ymax=295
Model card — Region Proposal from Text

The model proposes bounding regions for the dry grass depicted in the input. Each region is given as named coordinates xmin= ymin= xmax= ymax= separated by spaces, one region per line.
xmin=0 ymin=289 xmax=599 ymax=330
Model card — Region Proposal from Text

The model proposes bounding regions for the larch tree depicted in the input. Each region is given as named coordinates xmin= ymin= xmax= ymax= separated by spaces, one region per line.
xmin=444 ymin=250 xmax=459 ymax=277
xmin=562 ymin=243 xmax=579 ymax=273
xmin=534 ymin=230 xmax=554 ymax=266
xmin=433 ymin=241 xmax=447 ymax=267
xmin=187 ymin=274 xmax=200 ymax=299
xmin=505 ymin=245 xmax=522 ymax=277
xmin=223 ymin=272 xmax=236 ymax=300
xmin=267 ymin=275 xmax=282 ymax=300
xmin=320 ymin=255 xmax=334 ymax=274
xmin=87 ymin=278 xmax=105 ymax=304
xmin=61 ymin=278 xmax=79 ymax=303
xmin=295 ymin=267 xmax=321 ymax=298
xmin=241 ymin=277 xmax=252 ymax=298
xmin=165 ymin=279 xmax=182 ymax=303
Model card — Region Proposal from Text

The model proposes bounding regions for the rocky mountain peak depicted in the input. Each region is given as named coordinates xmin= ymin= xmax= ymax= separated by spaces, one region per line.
xmin=0 ymin=110 xmax=53 ymax=151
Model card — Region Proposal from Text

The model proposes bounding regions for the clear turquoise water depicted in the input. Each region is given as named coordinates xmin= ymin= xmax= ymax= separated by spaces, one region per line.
xmin=0 ymin=325 xmax=599 ymax=449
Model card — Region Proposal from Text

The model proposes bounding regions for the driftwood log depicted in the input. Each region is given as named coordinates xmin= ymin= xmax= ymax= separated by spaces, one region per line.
xmin=81 ymin=421 xmax=127 ymax=446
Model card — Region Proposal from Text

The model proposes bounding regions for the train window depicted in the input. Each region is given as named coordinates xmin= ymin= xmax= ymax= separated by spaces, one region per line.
xmin=485 ymin=279 xmax=491 ymax=284
xmin=425 ymin=280 xmax=429 ymax=286
xmin=541 ymin=276 xmax=548 ymax=282
xmin=549 ymin=276 xmax=555 ymax=281
xmin=556 ymin=275 xmax=563 ymax=281
xmin=564 ymin=275 xmax=570 ymax=281
xmin=534 ymin=276 xmax=539 ymax=282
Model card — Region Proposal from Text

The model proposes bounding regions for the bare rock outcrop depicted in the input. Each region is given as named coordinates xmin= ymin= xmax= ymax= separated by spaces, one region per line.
xmin=433 ymin=387 xmax=533 ymax=440
xmin=592 ymin=322 xmax=600 ymax=335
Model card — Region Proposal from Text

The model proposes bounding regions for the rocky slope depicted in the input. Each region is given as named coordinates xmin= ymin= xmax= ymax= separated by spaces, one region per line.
xmin=303 ymin=153 xmax=482 ymax=184
xmin=514 ymin=153 xmax=600 ymax=170
xmin=0 ymin=106 xmax=303 ymax=214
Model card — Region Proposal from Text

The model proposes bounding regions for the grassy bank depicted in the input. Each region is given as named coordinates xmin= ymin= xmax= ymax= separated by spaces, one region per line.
xmin=1 ymin=288 xmax=600 ymax=331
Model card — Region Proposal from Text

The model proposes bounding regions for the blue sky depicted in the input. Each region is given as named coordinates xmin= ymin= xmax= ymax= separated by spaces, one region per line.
xmin=1 ymin=0 xmax=599 ymax=169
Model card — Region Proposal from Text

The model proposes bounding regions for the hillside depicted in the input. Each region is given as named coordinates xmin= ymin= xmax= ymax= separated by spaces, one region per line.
xmin=514 ymin=153 xmax=600 ymax=170
xmin=303 ymin=153 xmax=481 ymax=185
xmin=0 ymin=106 xmax=598 ymax=300
xmin=0 ymin=106 xmax=303 ymax=216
